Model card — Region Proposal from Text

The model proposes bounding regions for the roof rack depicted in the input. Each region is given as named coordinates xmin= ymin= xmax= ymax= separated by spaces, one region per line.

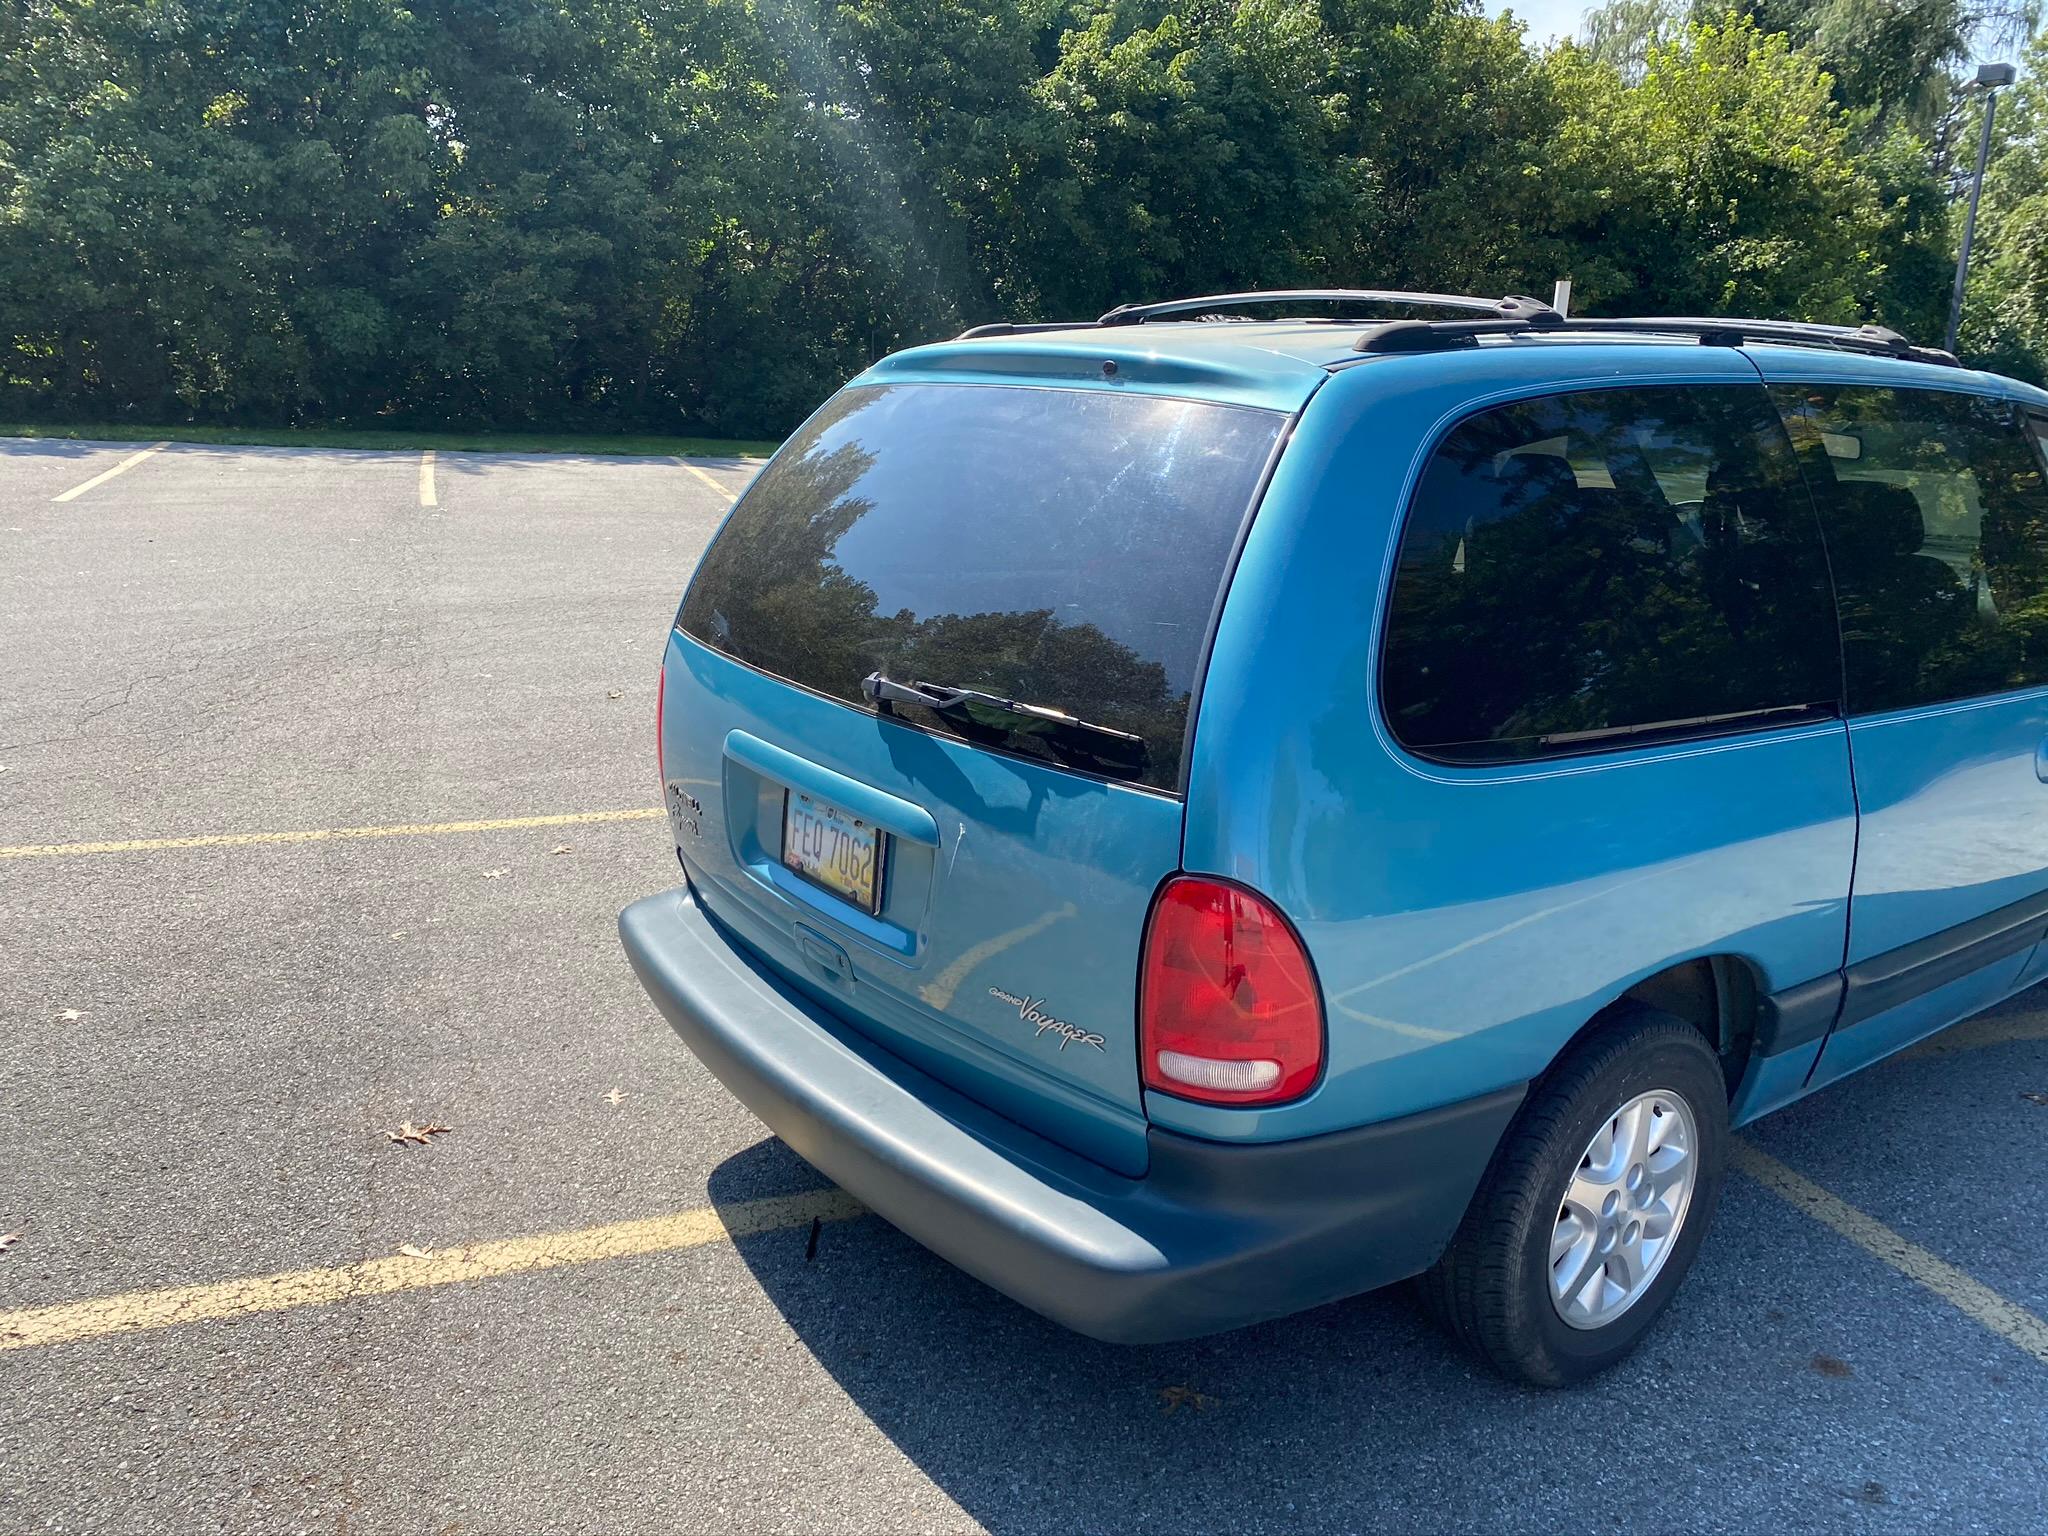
xmin=1096 ymin=289 xmax=1561 ymax=327
xmin=951 ymin=290 xmax=1560 ymax=341
xmin=1351 ymin=314 xmax=1959 ymax=367
xmin=952 ymin=320 xmax=1096 ymax=339
xmin=949 ymin=290 xmax=1959 ymax=369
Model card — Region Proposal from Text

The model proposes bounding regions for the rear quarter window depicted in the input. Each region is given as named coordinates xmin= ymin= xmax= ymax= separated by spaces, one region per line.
xmin=1380 ymin=384 xmax=1842 ymax=762
xmin=1771 ymin=385 xmax=2048 ymax=714
xmin=677 ymin=383 xmax=1284 ymax=792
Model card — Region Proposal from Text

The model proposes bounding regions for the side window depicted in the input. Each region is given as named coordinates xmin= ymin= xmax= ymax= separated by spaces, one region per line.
xmin=1770 ymin=386 xmax=2048 ymax=715
xmin=1381 ymin=385 xmax=1842 ymax=762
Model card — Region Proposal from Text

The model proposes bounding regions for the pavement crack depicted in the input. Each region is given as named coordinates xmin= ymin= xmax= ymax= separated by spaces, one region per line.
xmin=0 ymin=672 xmax=167 ymax=755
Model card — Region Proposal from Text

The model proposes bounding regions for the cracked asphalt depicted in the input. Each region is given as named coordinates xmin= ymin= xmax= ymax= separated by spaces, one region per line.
xmin=4 ymin=435 xmax=2048 ymax=1535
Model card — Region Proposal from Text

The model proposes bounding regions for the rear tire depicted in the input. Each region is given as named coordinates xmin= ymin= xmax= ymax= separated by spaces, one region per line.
xmin=1417 ymin=1006 xmax=1728 ymax=1386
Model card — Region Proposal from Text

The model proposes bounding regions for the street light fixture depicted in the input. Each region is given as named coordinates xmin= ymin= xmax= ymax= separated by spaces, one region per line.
xmin=1946 ymin=61 xmax=2020 ymax=356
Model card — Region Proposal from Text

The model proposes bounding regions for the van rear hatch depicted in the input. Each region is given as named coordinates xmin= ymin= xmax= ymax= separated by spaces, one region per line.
xmin=661 ymin=366 xmax=1289 ymax=1173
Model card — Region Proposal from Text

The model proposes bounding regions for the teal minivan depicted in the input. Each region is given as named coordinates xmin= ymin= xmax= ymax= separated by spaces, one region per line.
xmin=622 ymin=291 xmax=2048 ymax=1384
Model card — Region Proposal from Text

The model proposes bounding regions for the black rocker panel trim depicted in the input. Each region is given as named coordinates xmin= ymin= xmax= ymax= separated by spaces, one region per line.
xmin=1759 ymin=885 xmax=2048 ymax=1053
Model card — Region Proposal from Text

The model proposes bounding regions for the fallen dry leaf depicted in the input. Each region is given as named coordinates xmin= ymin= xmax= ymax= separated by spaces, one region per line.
xmin=1158 ymin=1385 xmax=1217 ymax=1415
xmin=386 ymin=1121 xmax=453 ymax=1147
xmin=2022 ymin=1091 xmax=2048 ymax=1107
xmin=604 ymin=1088 xmax=625 ymax=1106
xmin=399 ymin=1243 xmax=430 ymax=1259
xmin=480 ymin=869 xmax=508 ymax=880
xmin=56 ymin=1009 xmax=82 ymax=1022
xmin=0 ymin=1233 xmax=18 ymax=1254
xmin=549 ymin=844 xmax=573 ymax=856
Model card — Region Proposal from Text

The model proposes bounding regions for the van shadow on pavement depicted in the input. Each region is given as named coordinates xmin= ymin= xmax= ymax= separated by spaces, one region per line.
xmin=702 ymin=1133 xmax=1960 ymax=1535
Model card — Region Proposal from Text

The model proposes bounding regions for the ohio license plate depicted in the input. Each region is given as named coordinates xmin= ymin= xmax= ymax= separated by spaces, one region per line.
xmin=781 ymin=791 xmax=884 ymax=913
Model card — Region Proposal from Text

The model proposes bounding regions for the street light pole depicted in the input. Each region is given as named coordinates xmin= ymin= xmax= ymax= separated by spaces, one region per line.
xmin=1946 ymin=61 xmax=2019 ymax=356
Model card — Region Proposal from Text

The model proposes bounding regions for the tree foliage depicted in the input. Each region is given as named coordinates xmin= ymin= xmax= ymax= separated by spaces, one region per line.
xmin=1967 ymin=26 xmax=2048 ymax=381
xmin=0 ymin=0 xmax=2038 ymax=437
xmin=1545 ymin=17 xmax=1887 ymax=320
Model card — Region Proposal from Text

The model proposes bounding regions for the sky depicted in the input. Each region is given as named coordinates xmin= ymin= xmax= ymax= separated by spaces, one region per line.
xmin=1486 ymin=0 xmax=1589 ymax=45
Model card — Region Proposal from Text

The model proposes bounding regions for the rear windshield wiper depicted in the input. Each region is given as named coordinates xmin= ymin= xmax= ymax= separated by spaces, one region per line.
xmin=861 ymin=673 xmax=1148 ymax=774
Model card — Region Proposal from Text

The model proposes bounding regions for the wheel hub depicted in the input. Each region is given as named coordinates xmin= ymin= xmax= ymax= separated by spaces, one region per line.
xmin=1548 ymin=1089 xmax=1699 ymax=1331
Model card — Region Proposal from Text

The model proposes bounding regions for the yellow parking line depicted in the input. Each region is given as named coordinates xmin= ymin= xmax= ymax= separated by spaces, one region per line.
xmin=679 ymin=459 xmax=740 ymax=503
xmin=1732 ymin=1142 xmax=2048 ymax=1367
xmin=419 ymin=449 xmax=437 ymax=507
xmin=0 ymin=1190 xmax=864 ymax=1353
xmin=0 ymin=807 xmax=664 ymax=860
xmin=51 ymin=441 xmax=170 ymax=503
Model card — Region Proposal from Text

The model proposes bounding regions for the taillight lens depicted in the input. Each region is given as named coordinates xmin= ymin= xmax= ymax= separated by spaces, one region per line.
xmin=1140 ymin=876 xmax=1323 ymax=1106
xmin=656 ymin=663 xmax=667 ymax=786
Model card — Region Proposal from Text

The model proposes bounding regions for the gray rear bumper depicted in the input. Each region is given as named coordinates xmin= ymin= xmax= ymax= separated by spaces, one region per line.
xmin=619 ymin=886 xmax=1524 ymax=1344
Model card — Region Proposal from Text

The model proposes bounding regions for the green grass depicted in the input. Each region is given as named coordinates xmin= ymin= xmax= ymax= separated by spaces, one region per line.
xmin=0 ymin=422 xmax=780 ymax=458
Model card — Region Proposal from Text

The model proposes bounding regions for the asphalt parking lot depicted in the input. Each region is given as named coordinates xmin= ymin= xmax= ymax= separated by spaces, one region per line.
xmin=4 ymin=434 xmax=2048 ymax=1535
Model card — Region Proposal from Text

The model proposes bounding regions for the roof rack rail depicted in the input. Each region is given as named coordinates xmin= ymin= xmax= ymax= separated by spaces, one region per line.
xmin=952 ymin=320 xmax=1096 ymax=340
xmin=1350 ymin=314 xmax=1960 ymax=367
xmin=951 ymin=290 xmax=1564 ymax=341
xmin=1096 ymin=289 xmax=1562 ymax=327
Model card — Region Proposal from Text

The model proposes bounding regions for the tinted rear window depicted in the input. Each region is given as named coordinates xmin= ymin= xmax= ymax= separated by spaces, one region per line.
xmin=678 ymin=383 xmax=1283 ymax=791
xmin=1773 ymin=385 xmax=2048 ymax=714
xmin=1381 ymin=385 xmax=1842 ymax=761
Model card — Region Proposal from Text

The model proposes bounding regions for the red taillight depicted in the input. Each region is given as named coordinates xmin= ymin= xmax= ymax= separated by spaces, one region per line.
xmin=1139 ymin=876 xmax=1324 ymax=1106
xmin=656 ymin=663 xmax=667 ymax=786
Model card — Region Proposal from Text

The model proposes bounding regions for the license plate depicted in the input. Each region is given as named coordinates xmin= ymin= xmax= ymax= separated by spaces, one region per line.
xmin=781 ymin=791 xmax=884 ymax=913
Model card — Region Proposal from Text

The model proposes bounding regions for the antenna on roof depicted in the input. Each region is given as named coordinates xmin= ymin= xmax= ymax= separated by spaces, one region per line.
xmin=1552 ymin=278 xmax=1573 ymax=319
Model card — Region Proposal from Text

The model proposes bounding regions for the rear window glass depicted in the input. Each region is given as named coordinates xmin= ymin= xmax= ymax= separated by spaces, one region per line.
xmin=1381 ymin=385 xmax=1842 ymax=761
xmin=677 ymin=383 xmax=1283 ymax=791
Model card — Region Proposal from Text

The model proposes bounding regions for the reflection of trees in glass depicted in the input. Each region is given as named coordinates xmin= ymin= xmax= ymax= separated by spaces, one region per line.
xmin=678 ymin=396 xmax=1189 ymax=789
xmin=1773 ymin=386 xmax=2048 ymax=713
xmin=680 ymin=435 xmax=882 ymax=691
xmin=1385 ymin=388 xmax=1841 ymax=757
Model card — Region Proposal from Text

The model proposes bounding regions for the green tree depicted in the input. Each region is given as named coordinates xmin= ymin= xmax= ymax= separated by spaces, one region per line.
xmin=1328 ymin=0 xmax=1565 ymax=295
xmin=1962 ymin=27 xmax=2048 ymax=381
xmin=0 ymin=0 xmax=733 ymax=427
xmin=1749 ymin=0 xmax=1973 ymax=131
xmin=1579 ymin=0 xmax=1689 ymax=80
xmin=1 ymin=0 xmax=2041 ymax=434
xmin=1541 ymin=17 xmax=1890 ymax=321
xmin=1025 ymin=0 xmax=1353 ymax=311
xmin=0 ymin=0 xmax=444 ymax=419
